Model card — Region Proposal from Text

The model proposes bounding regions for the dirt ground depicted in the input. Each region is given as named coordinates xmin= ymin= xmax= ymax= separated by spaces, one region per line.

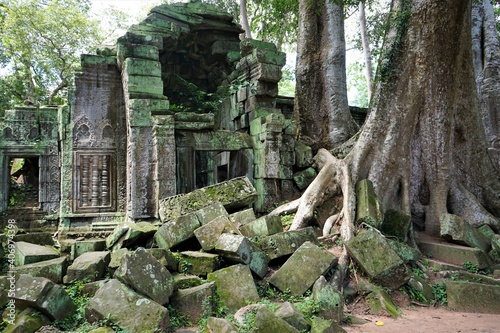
xmin=341 ymin=306 xmax=500 ymax=333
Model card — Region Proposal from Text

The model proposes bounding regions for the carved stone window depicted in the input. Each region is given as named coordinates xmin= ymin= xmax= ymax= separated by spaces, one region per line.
xmin=74 ymin=152 xmax=115 ymax=213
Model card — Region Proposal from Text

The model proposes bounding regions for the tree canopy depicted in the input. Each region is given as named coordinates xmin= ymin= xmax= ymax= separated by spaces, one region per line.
xmin=0 ymin=0 xmax=102 ymax=109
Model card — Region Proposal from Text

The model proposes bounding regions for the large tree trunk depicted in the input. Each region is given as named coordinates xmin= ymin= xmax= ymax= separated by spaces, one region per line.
xmin=472 ymin=0 xmax=500 ymax=168
xmin=359 ymin=1 xmax=373 ymax=103
xmin=284 ymin=0 xmax=500 ymax=243
xmin=239 ymin=0 xmax=252 ymax=39
xmin=293 ymin=0 xmax=358 ymax=151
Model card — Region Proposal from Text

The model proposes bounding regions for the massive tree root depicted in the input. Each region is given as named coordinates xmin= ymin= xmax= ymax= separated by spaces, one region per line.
xmin=272 ymin=0 xmax=500 ymax=290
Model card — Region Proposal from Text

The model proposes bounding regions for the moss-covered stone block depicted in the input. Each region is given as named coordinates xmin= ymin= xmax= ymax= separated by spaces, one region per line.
xmin=387 ymin=239 xmax=420 ymax=263
xmin=293 ymin=167 xmax=317 ymax=190
xmin=117 ymin=42 xmax=159 ymax=61
xmin=114 ymin=248 xmax=174 ymax=305
xmin=158 ymin=176 xmax=257 ymax=222
xmin=252 ymin=306 xmax=300 ymax=333
xmin=146 ymin=247 xmax=178 ymax=271
xmin=440 ymin=213 xmax=491 ymax=253
xmin=170 ymin=282 xmax=216 ymax=323
xmin=229 ymin=208 xmax=256 ymax=227
xmin=274 ymin=302 xmax=310 ymax=332
xmin=194 ymin=201 xmax=228 ymax=225
xmin=477 ymin=224 xmax=496 ymax=241
xmin=345 ymin=229 xmax=410 ymax=289
xmin=194 ymin=216 xmax=235 ymax=251
xmin=177 ymin=251 xmax=220 ymax=276
xmin=124 ymin=58 xmax=161 ymax=77
xmin=64 ymin=251 xmax=110 ymax=284
xmin=239 ymin=215 xmax=283 ymax=238
xmin=173 ymin=274 xmax=204 ymax=289
xmin=86 ymin=279 xmax=170 ymax=332
xmin=355 ymin=179 xmax=383 ymax=228
xmin=240 ymin=38 xmax=277 ymax=56
xmin=207 ymin=264 xmax=260 ymax=312
xmin=419 ymin=238 xmax=491 ymax=269
xmin=257 ymin=227 xmax=318 ymax=260
xmin=446 ymin=281 xmax=500 ymax=313
xmin=154 ymin=212 xmax=200 ymax=249
xmin=312 ymin=276 xmax=343 ymax=322
xmin=4 ymin=307 xmax=50 ymax=333
xmin=215 ymin=233 xmax=269 ymax=278
xmin=380 ymin=209 xmax=411 ymax=242
xmin=202 ymin=317 xmax=238 ymax=333
xmin=310 ymin=317 xmax=347 ymax=333
xmin=13 ymin=256 xmax=68 ymax=284
xmin=125 ymin=75 xmax=164 ymax=96
xmin=269 ymin=241 xmax=337 ymax=296
xmin=14 ymin=242 xmax=59 ymax=266
xmin=71 ymin=239 xmax=106 ymax=259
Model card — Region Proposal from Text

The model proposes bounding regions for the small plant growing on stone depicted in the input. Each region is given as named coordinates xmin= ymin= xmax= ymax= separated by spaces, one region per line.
xmin=432 ymin=282 xmax=447 ymax=305
xmin=167 ymin=305 xmax=192 ymax=332
xmin=463 ymin=261 xmax=479 ymax=274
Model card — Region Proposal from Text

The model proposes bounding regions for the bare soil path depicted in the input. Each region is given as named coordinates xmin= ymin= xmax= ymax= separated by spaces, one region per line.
xmin=341 ymin=306 xmax=500 ymax=333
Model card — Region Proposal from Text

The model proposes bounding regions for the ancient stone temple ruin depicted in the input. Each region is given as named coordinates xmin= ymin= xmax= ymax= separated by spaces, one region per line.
xmin=0 ymin=1 xmax=366 ymax=235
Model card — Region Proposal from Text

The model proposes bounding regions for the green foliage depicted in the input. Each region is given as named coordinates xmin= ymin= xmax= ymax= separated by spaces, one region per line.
xmin=54 ymin=280 xmax=90 ymax=330
xmin=432 ymin=282 xmax=447 ymax=305
xmin=347 ymin=61 xmax=369 ymax=107
xmin=0 ymin=0 xmax=103 ymax=108
xmin=463 ymin=261 xmax=479 ymax=274
xmin=401 ymin=284 xmax=430 ymax=304
xmin=168 ymin=305 xmax=193 ymax=332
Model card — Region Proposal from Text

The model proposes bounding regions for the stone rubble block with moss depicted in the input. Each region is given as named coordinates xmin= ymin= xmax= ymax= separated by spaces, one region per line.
xmin=194 ymin=201 xmax=229 ymax=225
xmin=202 ymin=317 xmax=239 ymax=333
xmin=215 ymin=233 xmax=269 ymax=278
xmin=111 ymin=221 xmax=158 ymax=250
xmin=294 ymin=141 xmax=313 ymax=168
xmin=229 ymin=208 xmax=257 ymax=227
xmin=293 ymin=167 xmax=317 ymax=190
xmin=70 ymin=238 xmax=106 ymax=260
xmin=250 ymin=306 xmax=300 ymax=333
xmin=355 ymin=179 xmax=383 ymax=228
xmin=123 ymin=57 xmax=162 ymax=77
xmin=387 ymin=238 xmax=421 ymax=263
xmin=4 ymin=306 xmax=51 ymax=333
xmin=207 ymin=264 xmax=260 ymax=312
xmin=14 ymin=241 xmax=60 ymax=266
xmin=114 ymin=247 xmax=174 ymax=305
xmin=177 ymin=251 xmax=220 ymax=276
xmin=446 ymin=281 xmax=500 ymax=314
xmin=380 ymin=209 xmax=412 ymax=242
xmin=269 ymin=241 xmax=338 ymax=296
xmin=345 ymin=229 xmax=410 ymax=290
xmin=154 ymin=212 xmax=201 ymax=249
xmin=173 ymin=273 xmax=204 ymax=290
xmin=64 ymin=251 xmax=110 ymax=284
xmin=170 ymin=282 xmax=216 ymax=323
xmin=117 ymin=42 xmax=160 ymax=61
xmin=418 ymin=238 xmax=492 ymax=269
xmin=310 ymin=317 xmax=348 ymax=333
xmin=158 ymin=176 xmax=258 ymax=222
xmin=440 ymin=213 xmax=491 ymax=253
xmin=312 ymin=276 xmax=343 ymax=323
xmin=274 ymin=301 xmax=311 ymax=332
xmin=13 ymin=274 xmax=76 ymax=321
xmin=13 ymin=256 xmax=68 ymax=284
xmin=408 ymin=275 xmax=435 ymax=303
xmin=86 ymin=279 xmax=170 ymax=333
xmin=194 ymin=215 xmax=237 ymax=251
xmin=257 ymin=227 xmax=319 ymax=260
xmin=0 ymin=276 xmax=8 ymax=308
xmin=146 ymin=247 xmax=178 ymax=271
xmin=239 ymin=215 xmax=283 ymax=238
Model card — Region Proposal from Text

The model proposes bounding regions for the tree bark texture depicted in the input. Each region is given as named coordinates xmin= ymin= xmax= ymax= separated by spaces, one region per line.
xmin=471 ymin=0 xmax=500 ymax=169
xmin=239 ymin=0 xmax=252 ymax=39
xmin=359 ymin=1 xmax=374 ymax=103
xmin=294 ymin=0 xmax=358 ymax=151
xmin=286 ymin=0 xmax=500 ymax=241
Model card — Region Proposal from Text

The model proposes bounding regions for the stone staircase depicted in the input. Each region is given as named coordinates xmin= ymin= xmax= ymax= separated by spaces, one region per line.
xmin=416 ymin=231 xmax=500 ymax=313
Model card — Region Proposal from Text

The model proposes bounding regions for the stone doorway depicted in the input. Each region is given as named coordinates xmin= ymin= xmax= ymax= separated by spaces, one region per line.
xmin=8 ymin=156 xmax=40 ymax=209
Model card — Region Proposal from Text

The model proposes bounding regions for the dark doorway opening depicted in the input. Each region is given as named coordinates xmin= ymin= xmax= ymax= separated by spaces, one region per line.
xmin=8 ymin=157 xmax=39 ymax=208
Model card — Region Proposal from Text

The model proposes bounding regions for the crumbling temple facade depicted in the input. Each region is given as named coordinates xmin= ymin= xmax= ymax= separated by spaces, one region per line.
xmin=0 ymin=1 xmax=315 ymax=233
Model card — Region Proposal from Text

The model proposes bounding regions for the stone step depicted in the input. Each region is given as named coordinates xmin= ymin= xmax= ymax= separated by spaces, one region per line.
xmin=91 ymin=221 xmax=121 ymax=231
xmin=418 ymin=233 xmax=491 ymax=269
